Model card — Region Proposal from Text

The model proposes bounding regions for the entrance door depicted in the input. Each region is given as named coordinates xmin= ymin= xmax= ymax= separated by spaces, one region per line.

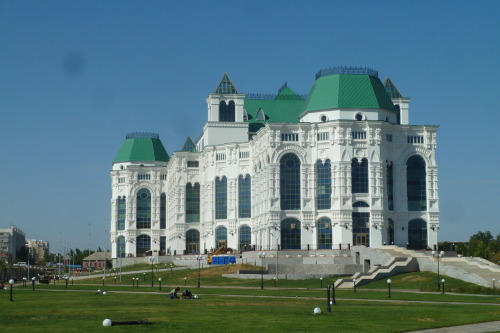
xmin=354 ymin=233 xmax=369 ymax=247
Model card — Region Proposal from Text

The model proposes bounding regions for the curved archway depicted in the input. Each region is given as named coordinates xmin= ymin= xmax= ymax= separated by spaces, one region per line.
xmin=239 ymin=225 xmax=251 ymax=251
xmin=316 ymin=159 xmax=331 ymax=210
xmin=408 ymin=219 xmax=428 ymax=250
xmin=215 ymin=226 xmax=227 ymax=249
xmin=136 ymin=189 xmax=151 ymax=229
xmin=317 ymin=217 xmax=332 ymax=249
xmin=238 ymin=175 xmax=251 ymax=218
xmin=281 ymin=218 xmax=301 ymax=249
xmin=352 ymin=158 xmax=368 ymax=193
xmin=117 ymin=197 xmax=126 ymax=231
xmin=407 ymin=155 xmax=427 ymax=211
xmin=186 ymin=183 xmax=200 ymax=222
xmin=136 ymin=234 xmax=151 ymax=256
xmin=352 ymin=213 xmax=370 ymax=247
xmin=186 ymin=229 xmax=200 ymax=254
xmin=215 ymin=177 xmax=227 ymax=219
xmin=280 ymin=153 xmax=301 ymax=210
xmin=160 ymin=193 xmax=166 ymax=229
xmin=219 ymin=100 xmax=235 ymax=122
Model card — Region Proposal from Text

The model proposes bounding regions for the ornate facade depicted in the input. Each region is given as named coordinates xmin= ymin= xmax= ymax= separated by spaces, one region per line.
xmin=110 ymin=67 xmax=439 ymax=258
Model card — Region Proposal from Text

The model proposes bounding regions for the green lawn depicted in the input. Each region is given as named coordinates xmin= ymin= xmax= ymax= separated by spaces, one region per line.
xmin=2 ymin=269 xmax=500 ymax=333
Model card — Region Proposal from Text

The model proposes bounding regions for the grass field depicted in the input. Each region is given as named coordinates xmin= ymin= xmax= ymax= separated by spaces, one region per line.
xmin=2 ymin=267 xmax=500 ymax=333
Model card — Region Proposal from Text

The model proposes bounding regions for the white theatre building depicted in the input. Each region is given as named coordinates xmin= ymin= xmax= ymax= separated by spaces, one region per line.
xmin=110 ymin=67 xmax=439 ymax=259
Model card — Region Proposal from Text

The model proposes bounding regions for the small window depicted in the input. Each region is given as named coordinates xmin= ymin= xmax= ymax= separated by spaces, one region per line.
xmin=118 ymin=177 xmax=126 ymax=184
xmin=386 ymin=134 xmax=393 ymax=142
xmin=138 ymin=174 xmax=150 ymax=180
xmin=256 ymin=108 xmax=265 ymax=121
xmin=407 ymin=136 xmax=424 ymax=144
xmin=160 ymin=174 xmax=167 ymax=180
xmin=216 ymin=153 xmax=226 ymax=161
xmin=317 ymin=132 xmax=329 ymax=141
xmin=320 ymin=115 xmax=328 ymax=122
xmin=239 ymin=151 xmax=250 ymax=159
xmin=353 ymin=201 xmax=370 ymax=207
xmin=355 ymin=113 xmax=364 ymax=121
xmin=351 ymin=131 xmax=366 ymax=140
xmin=281 ymin=133 xmax=299 ymax=142
xmin=187 ymin=161 xmax=199 ymax=167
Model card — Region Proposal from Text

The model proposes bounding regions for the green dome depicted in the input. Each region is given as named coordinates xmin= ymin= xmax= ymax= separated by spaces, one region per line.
xmin=304 ymin=67 xmax=396 ymax=113
xmin=113 ymin=133 xmax=169 ymax=163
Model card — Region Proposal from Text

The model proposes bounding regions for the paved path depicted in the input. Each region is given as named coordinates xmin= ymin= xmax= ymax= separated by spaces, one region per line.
xmin=407 ymin=320 xmax=500 ymax=332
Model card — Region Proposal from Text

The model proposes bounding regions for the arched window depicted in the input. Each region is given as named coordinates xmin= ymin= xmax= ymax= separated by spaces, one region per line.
xmin=387 ymin=162 xmax=394 ymax=210
xmin=317 ymin=217 xmax=332 ymax=249
xmin=215 ymin=226 xmax=227 ymax=249
xmin=387 ymin=219 xmax=394 ymax=245
xmin=280 ymin=153 xmax=301 ymax=210
xmin=407 ymin=155 xmax=427 ymax=211
xmin=136 ymin=235 xmax=151 ymax=256
xmin=116 ymin=236 xmax=125 ymax=258
xmin=238 ymin=175 xmax=251 ymax=218
xmin=243 ymin=109 xmax=248 ymax=121
xmin=316 ymin=160 xmax=331 ymax=210
xmin=186 ymin=183 xmax=200 ymax=222
xmin=215 ymin=176 xmax=227 ymax=219
xmin=117 ymin=197 xmax=126 ymax=231
xmin=256 ymin=108 xmax=265 ymax=121
xmin=186 ymin=229 xmax=200 ymax=254
xmin=408 ymin=219 xmax=427 ymax=249
xmin=281 ymin=218 xmax=301 ymax=249
xmin=160 ymin=193 xmax=166 ymax=229
xmin=352 ymin=201 xmax=369 ymax=207
xmin=239 ymin=225 xmax=251 ymax=251
xmin=352 ymin=158 xmax=368 ymax=193
xmin=352 ymin=212 xmax=370 ymax=247
xmin=219 ymin=100 xmax=235 ymax=122
xmin=136 ymin=189 xmax=151 ymax=229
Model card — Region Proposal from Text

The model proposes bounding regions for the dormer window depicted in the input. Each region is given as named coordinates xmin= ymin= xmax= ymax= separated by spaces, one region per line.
xmin=243 ymin=109 xmax=248 ymax=121
xmin=256 ymin=108 xmax=265 ymax=121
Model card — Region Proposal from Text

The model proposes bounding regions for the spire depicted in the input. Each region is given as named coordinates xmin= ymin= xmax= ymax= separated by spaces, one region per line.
xmin=180 ymin=137 xmax=196 ymax=152
xmin=384 ymin=77 xmax=403 ymax=99
xmin=215 ymin=73 xmax=238 ymax=94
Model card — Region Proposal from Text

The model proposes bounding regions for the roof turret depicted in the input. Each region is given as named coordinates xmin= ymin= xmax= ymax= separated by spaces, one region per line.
xmin=113 ymin=132 xmax=169 ymax=163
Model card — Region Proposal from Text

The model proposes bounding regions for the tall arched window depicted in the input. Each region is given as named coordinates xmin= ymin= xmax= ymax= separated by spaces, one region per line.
xmin=215 ymin=226 xmax=227 ymax=248
xmin=186 ymin=183 xmax=200 ymax=222
xmin=239 ymin=225 xmax=251 ymax=251
xmin=281 ymin=218 xmax=301 ymax=249
xmin=352 ymin=212 xmax=370 ymax=247
xmin=256 ymin=108 xmax=265 ymax=121
xmin=160 ymin=193 xmax=166 ymax=229
xmin=316 ymin=160 xmax=331 ymax=210
xmin=219 ymin=100 xmax=235 ymax=122
xmin=215 ymin=176 xmax=227 ymax=219
xmin=186 ymin=229 xmax=200 ymax=254
xmin=387 ymin=219 xmax=394 ymax=245
xmin=280 ymin=153 xmax=301 ymax=210
xmin=116 ymin=236 xmax=125 ymax=258
xmin=117 ymin=196 xmax=126 ymax=231
xmin=136 ymin=189 xmax=151 ymax=229
xmin=238 ymin=175 xmax=251 ymax=218
xmin=136 ymin=235 xmax=151 ymax=256
xmin=317 ymin=217 xmax=332 ymax=249
xmin=408 ymin=219 xmax=428 ymax=249
xmin=387 ymin=162 xmax=394 ymax=210
xmin=352 ymin=158 xmax=368 ymax=193
xmin=407 ymin=155 xmax=427 ymax=211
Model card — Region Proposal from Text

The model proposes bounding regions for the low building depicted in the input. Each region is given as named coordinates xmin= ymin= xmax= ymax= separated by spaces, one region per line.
xmin=82 ymin=252 xmax=111 ymax=270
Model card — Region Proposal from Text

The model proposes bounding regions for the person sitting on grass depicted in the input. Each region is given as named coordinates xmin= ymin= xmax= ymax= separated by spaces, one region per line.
xmin=182 ymin=289 xmax=193 ymax=299
xmin=169 ymin=287 xmax=180 ymax=299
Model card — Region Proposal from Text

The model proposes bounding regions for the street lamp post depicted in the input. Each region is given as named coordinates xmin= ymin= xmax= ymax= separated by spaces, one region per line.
xmin=259 ymin=252 xmax=266 ymax=289
xmin=136 ymin=277 xmax=139 ymax=288
xmin=66 ymin=277 xmax=69 ymax=288
xmin=32 ymin=277 xmax=36 ymax=291
xmin=320 ymin=277 xmax=323 ymax=288
xmin=22 ymin=277 xmax=27 ymax=288
xmin=9 ymin=279 xmax=14 ymax=302
xmin=432 ymin=250 xmax=445 ymax=290
xmin=158 ymin=278 xmax=162 ymax=291
xmin=196 ymin=255 xmax=203 ymax=288
xmin=149 ymin=256 xmax=155 ymax=287
xmin=353 ymin=278 xmax=357 ymax=293
xmin=493 ymin=278 xmax=495 ymax=289
xmin=387 ymin=279 xmax=391 ymax=298
xmin=441 ymin=279 xmax=445 ymax=294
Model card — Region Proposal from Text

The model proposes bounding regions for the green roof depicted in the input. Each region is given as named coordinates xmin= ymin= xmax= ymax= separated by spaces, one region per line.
xmin=244 ymin=84 xmax=306 ymax=129
xmin=113 ymin=133 xmax=169 ymax=163
xmin=304 ymin=73 xmax=396 ymax=113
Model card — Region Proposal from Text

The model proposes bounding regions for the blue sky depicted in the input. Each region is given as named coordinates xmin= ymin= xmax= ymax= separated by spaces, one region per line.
xmin=1 ymin=1 xmax=499 ymax=253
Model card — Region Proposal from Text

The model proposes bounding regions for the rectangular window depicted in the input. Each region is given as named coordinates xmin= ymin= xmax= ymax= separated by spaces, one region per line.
xmin=118 ymin=177 xmax=126 ymax=184
xmin=160 ymin=174 xmax=167 ymax=180
xmin=281 ymin=133 xmax=299 ymax=142
xmin=317 ymin=132 xmax=329 ymax=141
xmin=187 ymin=161 xmax=199 ymax=167
xmin=239 ymin=151 xmax=250 ymax=159
xmin=351 ymin=131 xmax=366 ymax=140
xmin=407 ymin=136 xmax=424 ymax=144
xmin=238 ymin=176 xmax=251 ymax=218
xmin=138 ymin=174 xmax=150 ymax=180
xmin=386 ymin=134 xmax=392 ymax=142
xmin=216 ymin=153 xmax=226 ymax=161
